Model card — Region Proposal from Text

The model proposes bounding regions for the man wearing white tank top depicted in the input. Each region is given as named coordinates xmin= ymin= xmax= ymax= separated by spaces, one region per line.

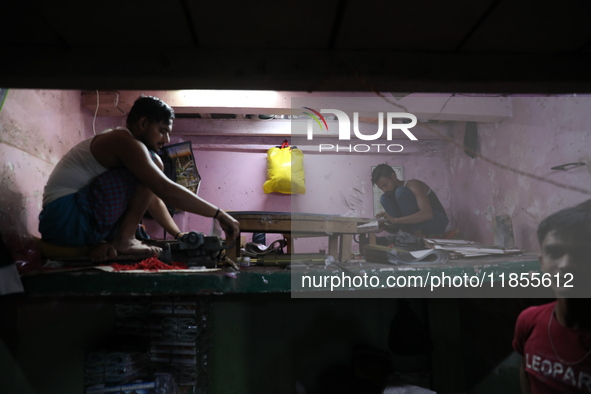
xmin=371 ymin=163 xmax=448 ymax=236
xmin=39 ymin=96 xmax=239 ymax=262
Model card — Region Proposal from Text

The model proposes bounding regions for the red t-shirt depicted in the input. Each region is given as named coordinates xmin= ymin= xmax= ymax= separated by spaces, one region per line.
xmin=513 ymin=301 xmax=591 ymax=393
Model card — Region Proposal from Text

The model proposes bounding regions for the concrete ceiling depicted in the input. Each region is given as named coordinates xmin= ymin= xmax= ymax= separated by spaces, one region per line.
xmin=1 ymin=0 xmax=591 ymax=93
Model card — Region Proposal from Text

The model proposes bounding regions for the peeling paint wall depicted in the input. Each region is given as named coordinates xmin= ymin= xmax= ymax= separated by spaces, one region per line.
xmin=448 ymin=96 xmax=591 ymax=252
xmin=0 ymin=89 xmax=93 ymax=239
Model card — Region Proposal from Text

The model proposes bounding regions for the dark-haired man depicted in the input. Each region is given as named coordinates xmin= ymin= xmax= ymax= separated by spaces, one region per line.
xmin=513 ymin=202 xmax=591 ymax=393
xmin=371 ymin=163 xmax=448 ymax=236
xmin=39 ymin=95 xmax=239 ymax=261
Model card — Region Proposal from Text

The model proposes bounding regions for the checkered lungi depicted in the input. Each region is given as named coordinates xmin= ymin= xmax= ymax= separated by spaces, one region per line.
xmin=39 ymin=168 xmax=139 ymax=246
xmin=77 ymin=168 xmax=138 ymax=244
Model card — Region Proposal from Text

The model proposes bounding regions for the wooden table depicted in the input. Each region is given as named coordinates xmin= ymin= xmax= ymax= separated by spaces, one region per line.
xmin=226 ymin=211 xmax=376 ymax=262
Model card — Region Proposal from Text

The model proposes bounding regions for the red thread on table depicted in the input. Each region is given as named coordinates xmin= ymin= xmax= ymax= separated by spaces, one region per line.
xmin=110 ymin=256 xmax=188 ymax=271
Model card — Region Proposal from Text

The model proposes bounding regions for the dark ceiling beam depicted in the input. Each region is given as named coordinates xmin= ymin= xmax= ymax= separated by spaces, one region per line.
xmin=575 ymin=37 xmax=591 ymax=53
xmin=1 ymin=47 xmax=591 ymax=93
xmin=179 ymin=0 xmax=200 ymax=48
xmin=454 ymin=0 xmax=501 ymax=52
xmin=31 ymin=6 xmax=72 ymax=49
xmin=327 ymin=0 xmax=348 ymax=49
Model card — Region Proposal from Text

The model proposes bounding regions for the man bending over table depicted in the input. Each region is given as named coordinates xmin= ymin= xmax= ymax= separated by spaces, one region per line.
xmin=372 ymin=163 xmax=448 ymax=236
xmin=39 ymin=95 xmax=239 ymax=262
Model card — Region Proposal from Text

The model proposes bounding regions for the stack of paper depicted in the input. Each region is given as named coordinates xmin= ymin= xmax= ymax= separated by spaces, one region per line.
xmin=388 ymin=248 xmax=450 ymax=265
xmin=357 ymin=220 xmax=380 ymax=233
xmin=423 ymin=238 xmax=522 ymax=258
xmin=364 ymin=244 xmax=449 ymax=265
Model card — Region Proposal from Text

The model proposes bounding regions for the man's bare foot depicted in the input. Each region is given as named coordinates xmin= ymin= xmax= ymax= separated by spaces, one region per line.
xmin=89 ymin=242 xmax=118 ymax=263
xmin=112 ymin=238 xmax=162 ymax=256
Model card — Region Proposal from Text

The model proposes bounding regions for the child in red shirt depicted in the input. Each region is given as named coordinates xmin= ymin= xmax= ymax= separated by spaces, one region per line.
xmin=513 ymin=203 xmax=591 ymax=393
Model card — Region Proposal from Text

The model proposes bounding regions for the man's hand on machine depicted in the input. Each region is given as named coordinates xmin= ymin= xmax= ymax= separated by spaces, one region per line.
xmin=216 ymin=210 xmax=240 ymax=240
xmin=174 ymin=231 xmax=188 ymax=240
xmin=375 ymin=212 xmax=400 ymax=233
xmin=375 ymin=212 xmax=396 ymax=224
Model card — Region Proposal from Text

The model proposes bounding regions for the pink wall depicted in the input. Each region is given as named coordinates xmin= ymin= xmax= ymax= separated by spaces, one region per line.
xmin=144 ymin=147 xmax=294 ymax=246
xmin=0 ymin=89 xmax=94 ymax=241
xmin=143 ymin=137 xmax=450 ymax=254
xmin=448 ymin=96 xmax=591 ymax=252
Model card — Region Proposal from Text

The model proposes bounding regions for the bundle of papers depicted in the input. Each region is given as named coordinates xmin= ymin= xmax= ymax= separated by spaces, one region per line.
xmin=364 ymin=237 xmax=523 ymax=264
xmin=357 ymin=220 xmax=380 ymax=233
xmin=387 ymin=248 xmax=450 ymax=265
xmin=423 ymin=238 xmax=522 ymax=258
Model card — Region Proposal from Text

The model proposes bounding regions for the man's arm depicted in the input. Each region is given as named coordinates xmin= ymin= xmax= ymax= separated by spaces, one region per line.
xmin=147 ymin=197 xmax=183 ymax=238
xmin=513 ymin=309 xmax=531 ymax=394
xmin=377 ymin=180 xmax=434 ymax=225
xmin=519 ymin=358 xmax=531 ymax=394
xmin=93 ymin=131 xmax=239 ymax=239
xmin=144 ymin=151 xmax=184 ymax=239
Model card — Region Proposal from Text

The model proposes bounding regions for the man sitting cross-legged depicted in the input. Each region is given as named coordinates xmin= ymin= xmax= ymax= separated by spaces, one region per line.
xmin=39 ymin=95 xmax=239 ymax=262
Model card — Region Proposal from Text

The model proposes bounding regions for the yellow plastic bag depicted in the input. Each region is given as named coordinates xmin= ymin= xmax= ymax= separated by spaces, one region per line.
xmin=263 ymin=141 xmax=306 ymax=194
